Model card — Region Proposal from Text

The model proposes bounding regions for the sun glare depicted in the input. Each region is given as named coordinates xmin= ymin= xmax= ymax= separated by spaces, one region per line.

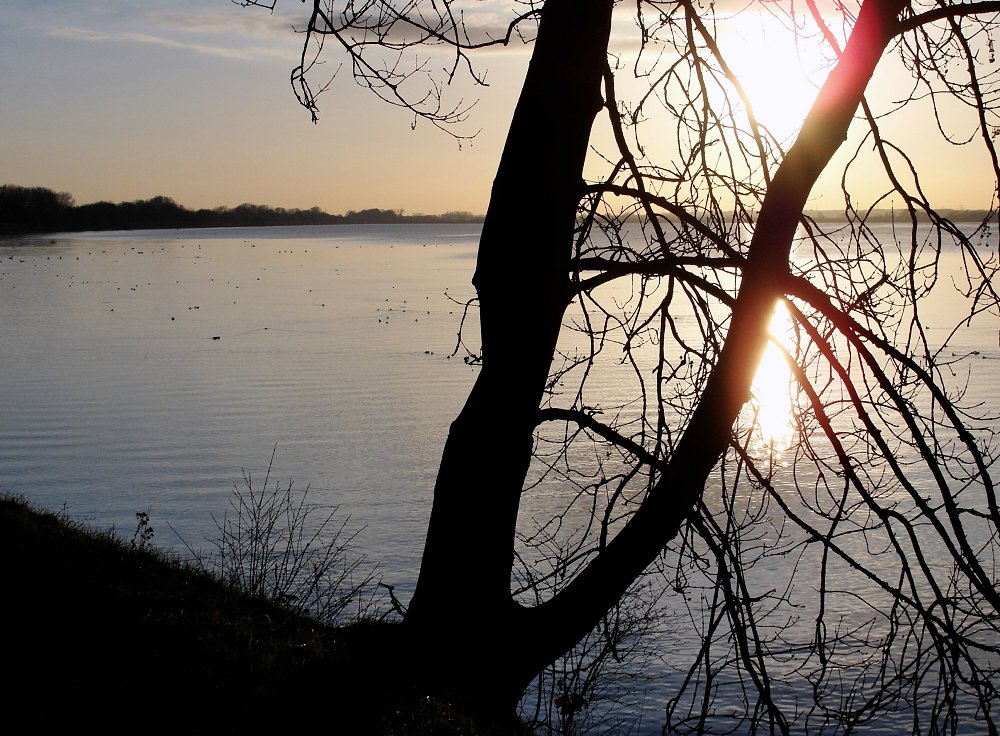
xmin=751 ymin=301 xmax=797 ymax=451
xmin=716 ymin=13 xmax=833 ymax=141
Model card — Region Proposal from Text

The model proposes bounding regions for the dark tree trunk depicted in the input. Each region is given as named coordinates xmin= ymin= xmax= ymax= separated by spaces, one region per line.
xmin=404 ymin=0 xmax=615 ymax=709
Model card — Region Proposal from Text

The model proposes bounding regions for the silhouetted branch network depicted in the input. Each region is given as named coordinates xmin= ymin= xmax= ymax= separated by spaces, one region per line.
xmin=241 ymin=0 xmax=542 ymax=131
xmin=523 ymin=2 xmax=1000 ymax=729
xmin=242 ymin=0 xmax=1000 ymax=732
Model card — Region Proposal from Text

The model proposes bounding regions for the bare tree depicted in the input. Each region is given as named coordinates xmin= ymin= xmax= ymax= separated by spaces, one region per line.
xmin=241 ymin=0 xmax=1000 ymax=730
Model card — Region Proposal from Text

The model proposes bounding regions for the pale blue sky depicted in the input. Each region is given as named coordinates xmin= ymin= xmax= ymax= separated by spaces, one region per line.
xmin=1 ymin=1 xmax=994 ymax=214
xmin=0 ymin=1 xmax=526 ymax=214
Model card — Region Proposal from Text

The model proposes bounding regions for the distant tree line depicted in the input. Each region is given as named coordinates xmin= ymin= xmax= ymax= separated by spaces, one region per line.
xmin=1 ymin=185 xmax=985 ymax=236
xmin=0 ymin=184 xmax=483 ymax=234
xmin=802 ymin=208 xmax=991 ymax=223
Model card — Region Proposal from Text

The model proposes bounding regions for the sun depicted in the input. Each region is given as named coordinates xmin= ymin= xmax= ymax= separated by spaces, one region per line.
xmin=715 ymin=11 xmax=835 ymax=141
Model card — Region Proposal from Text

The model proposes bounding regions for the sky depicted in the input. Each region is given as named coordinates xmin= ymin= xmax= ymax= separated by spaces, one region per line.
xmin=0 ymin=0 xmax=528 ymax=215
xmin=1 ymin=1 xmax=995 ymax=215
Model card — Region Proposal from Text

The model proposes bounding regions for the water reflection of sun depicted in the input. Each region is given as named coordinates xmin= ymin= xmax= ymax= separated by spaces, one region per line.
xmin=750 ymin=301 xmax=796 ymax=453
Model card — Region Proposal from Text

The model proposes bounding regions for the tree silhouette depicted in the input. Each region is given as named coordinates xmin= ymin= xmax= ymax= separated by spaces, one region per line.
xmin=0 ymin=184 xmax=74 ymax=230
xmin=243 ymin=0 xmax=999 ymax=730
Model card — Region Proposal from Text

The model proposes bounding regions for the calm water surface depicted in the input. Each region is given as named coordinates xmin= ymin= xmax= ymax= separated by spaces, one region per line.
xmin=1 ymin=224 xmax=480 ymax=590
xmin=2 ymin=222 xmax=997 ymax=733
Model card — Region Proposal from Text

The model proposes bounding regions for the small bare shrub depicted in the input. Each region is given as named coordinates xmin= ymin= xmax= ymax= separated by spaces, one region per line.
xmin=209 ymin=447 xmax=379 ymax=624
xmin=131 ymin=510 xmax=155 ymax=550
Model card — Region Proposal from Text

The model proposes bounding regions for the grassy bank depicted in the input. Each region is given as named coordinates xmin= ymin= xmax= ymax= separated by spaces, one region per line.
xmin=0 ymin=496 xmax=526 ymax=734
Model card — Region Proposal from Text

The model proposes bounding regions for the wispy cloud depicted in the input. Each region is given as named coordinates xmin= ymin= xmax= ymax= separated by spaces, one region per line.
xmin=49 ymin=26 xmax=291 ymax=61
xmin=50 ymin=27 xmax=107 ymax=42
xmin=41 ymin=2 xmax=303 ymax=61
xmin=143 ymin=8 xmax=301 ymax=40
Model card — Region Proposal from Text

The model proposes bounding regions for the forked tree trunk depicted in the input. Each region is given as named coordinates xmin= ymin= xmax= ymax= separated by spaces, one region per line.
xmin=404 ymin=0 xmax=906 ymax=714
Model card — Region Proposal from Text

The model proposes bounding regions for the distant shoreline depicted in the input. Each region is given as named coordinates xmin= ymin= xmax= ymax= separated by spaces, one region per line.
xmin=2 ymin=183 xmax=993 ymax=236
xmin=8 ymin=208 xmax=994 ymax=237
xmin=0 ymin=184 xmax=484 ymax=236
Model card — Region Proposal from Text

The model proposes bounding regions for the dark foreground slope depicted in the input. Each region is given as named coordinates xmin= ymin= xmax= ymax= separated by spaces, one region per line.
xmin=0 ymin=497 xmax=527 ymax=735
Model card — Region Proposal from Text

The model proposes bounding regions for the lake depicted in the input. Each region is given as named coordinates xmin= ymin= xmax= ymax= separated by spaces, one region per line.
xmin=2 ymin=222 xmax=997 ymax=734
xmin=0 ymin=224 xmax=481 ymax=590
